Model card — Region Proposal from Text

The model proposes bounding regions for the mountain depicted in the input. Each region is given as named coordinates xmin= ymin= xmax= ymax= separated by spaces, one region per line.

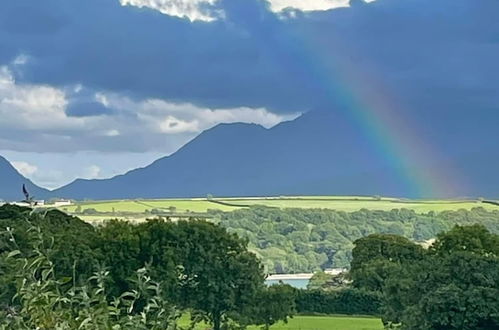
xmin=0 ymin=156 xmax=50 ymax=201
xmin=52 ymin=109 xmax=499 ymax=200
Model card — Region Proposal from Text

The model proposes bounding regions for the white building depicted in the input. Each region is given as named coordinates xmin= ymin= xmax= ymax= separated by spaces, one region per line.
xmin=53 ymin=200 xmax=72 ymax=207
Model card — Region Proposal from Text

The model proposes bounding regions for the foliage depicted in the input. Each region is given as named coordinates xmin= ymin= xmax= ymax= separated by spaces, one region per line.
xmin=307 ymin=271 xmax=349 ymax=291
xmin=241 ymin=284 xmax=297 ymax=330
xmin=351 ymin=225 xmax=499 ymax=330
xmin=0 ymin=205 xmax=102 ymax=307
xmin=0 ymin=226 xmax=181 ymax=330
xmin=295 ymin=288 xmax=382 ymax=316
xmin=5 ymin=203 xmax=497 ymax=330
xmin=0 ymin=205 xmax=285 ymax=330
xmin=112 ymin=219 xmax=265 ymax=330
xmin=217 ymin=206 xmax=499 ymax=273
xmin=429 ymin=223 xmax=499 ymax=256
xmin=350 ymin=234 xmax=424 ymax=292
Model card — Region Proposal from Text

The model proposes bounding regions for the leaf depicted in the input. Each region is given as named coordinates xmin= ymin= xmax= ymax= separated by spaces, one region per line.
xmin=60 ymin=276 xmax=73 ymax=285
xmin=78 ymin=317 xmax=92 ymax=329
xmin=6 ymin=250 xmax=21 ymax=259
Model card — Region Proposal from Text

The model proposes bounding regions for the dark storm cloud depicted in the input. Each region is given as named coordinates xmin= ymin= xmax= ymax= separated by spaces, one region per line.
xmin=0 ymin=0 xmax=498 ymax=115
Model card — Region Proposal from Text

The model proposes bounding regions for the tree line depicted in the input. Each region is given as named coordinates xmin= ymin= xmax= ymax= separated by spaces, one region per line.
xmin=215 ymin=206 xmax=499 ymax=273
xmin=0 ymin=205 xmax=294 ymax=330
xmin=1 ymin=204 xmax=498 ymax=329
xmin=349 ymin=224 xmax=499 ymax=329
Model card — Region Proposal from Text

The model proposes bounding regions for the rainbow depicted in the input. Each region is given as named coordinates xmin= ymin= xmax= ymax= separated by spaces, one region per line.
xmin=266 ymin=16 xmax=464 ymax=198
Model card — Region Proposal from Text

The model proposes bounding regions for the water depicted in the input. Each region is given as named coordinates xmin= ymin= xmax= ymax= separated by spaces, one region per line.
xmin=265 ymin=278 xmax=309 ymax=289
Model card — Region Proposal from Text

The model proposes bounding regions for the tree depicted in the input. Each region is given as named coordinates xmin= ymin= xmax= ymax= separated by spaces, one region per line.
xmin=385 ymin=252 xmax=499 ymax=330
xmin=82 ymin=208 xmax=98 ymax=215
xmin=98 ymin=220 xmax=142 ymax=296
xmin=134 ymin=219 xmax=265 ymax=330
xmin=307 ymin=271 xmax=349 ymax=291
xmin=1 ymin=226 xmax=180 ymax=330
xmin=0 ymin=205 xmax=102 ymax=307
xmin=430 ymin=224 xmax=499 ymax=257
xmin=350 ymin=234 xmax=424 ymax=292
xmin=295 ymin=288 xmax=382 ymax=315
xmin=381 ymin=225 xmax=499 ymax=329
xmin=246 ymin=284 xmax=296 ymax=329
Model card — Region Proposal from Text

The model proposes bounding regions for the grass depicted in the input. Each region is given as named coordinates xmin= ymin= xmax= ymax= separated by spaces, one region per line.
xmin=62 ymin=199 xmax=238 ymax=213
xmin=178 ymin=315 xmax=383 ymax=330
xmin=216 ymin=198 xmax=491 ymax=213
xmin=58 ymin=196 xmax=498 ymax=221
xmin=255 ymin=315 xmax=383 ymax=330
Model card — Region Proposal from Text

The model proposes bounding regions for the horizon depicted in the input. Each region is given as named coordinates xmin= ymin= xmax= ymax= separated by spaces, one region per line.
xmin=1 ymin=0 xmax=498 ymax=198
xmin=1 ymin=3 xmax=499 ymax=327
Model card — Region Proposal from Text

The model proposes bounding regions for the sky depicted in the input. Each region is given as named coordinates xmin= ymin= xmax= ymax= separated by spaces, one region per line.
xmin=0 ymin=0 xmax=498 ymax=189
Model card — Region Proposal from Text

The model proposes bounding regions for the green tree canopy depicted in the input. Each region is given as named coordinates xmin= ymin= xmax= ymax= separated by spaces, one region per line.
xmin=350 ymin=234 xmax=425 ymax=292
xmin=353 ymin=225 xmax=499 ymax=330
xmin=100 ymin=219 xmax=266 ymax=330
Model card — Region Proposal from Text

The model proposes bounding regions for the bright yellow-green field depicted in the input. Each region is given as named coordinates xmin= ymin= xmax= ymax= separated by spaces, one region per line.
xmin=178 ymin=315 xmax=383 ymax=330
xmin=59 ymin=196 xmax=496 ymax=217
xmin=217 ymin=198 xmax=491 ymax=212
xmin=62 ymin=199 xmax=237 ymax=213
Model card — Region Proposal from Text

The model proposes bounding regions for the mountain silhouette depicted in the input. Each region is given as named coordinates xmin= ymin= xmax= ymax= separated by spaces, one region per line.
xmin=50 ymin=109 xmax=498 ymax=199
xmin=0 ymin=156 xmax=50 ymax=201
xmin=2 ymin=109 xmax=497 ymax=201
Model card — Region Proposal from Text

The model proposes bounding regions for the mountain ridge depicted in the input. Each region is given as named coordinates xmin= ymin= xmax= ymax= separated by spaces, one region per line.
xmin=2 ymin=109 xmax=498 ymax=200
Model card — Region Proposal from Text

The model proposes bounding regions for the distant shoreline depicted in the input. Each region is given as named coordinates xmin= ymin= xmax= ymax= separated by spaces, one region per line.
xmin=266 ymin=273 xmax=314 ymax=281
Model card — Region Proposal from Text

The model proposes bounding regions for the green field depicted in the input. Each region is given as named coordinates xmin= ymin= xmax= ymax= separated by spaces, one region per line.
xmin=62 ymin=199 xmax=238 ymax=213
xmin=179 ymin=315 xmax=383 ymax=330
xmin=59 ymin=196 xmax=497 ymax=219
xmin=216 ymin=197 xmax=491 ymax=212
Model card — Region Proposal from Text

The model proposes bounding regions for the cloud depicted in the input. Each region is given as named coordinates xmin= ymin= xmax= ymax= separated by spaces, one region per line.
xmin=11 ymin=161 xmax=38 ymax=176
xmin=83 ymin=165 xmax=102 ymax=179
xmin=120 ymin=0 xmax=220 ymax=21
xmin=0 ymin=66 xmax=76 ymax=130
xmin=119 ymin=0 xmax=354 ymax=21
xmin=1 ymin=0 xmax=499 ymax=188
xmin=0 ymin=150 xmax=166 ymax=189
xmin=108 ymin=94 xmax=299 ymax=133
xmin=268 ymin=0 xmax=349 ymax=12
xmin=158 ymin=116 xmax=199 ymax=133
xmin=0 ymin=66 xmax=295 ymax=154
xmin=104 ymin=129 xmax=120 ymax=137
xmin=0 ymin=0 xmax=320 ymax=112
xmin=1 ymin=0 xmax=497 ymax=117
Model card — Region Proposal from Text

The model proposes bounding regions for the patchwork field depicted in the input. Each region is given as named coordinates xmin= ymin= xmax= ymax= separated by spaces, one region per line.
xmin=215 ymin=197 xmax=492 ymax=212
xmin=59 ymin=196 xmax=497 ymax=220
xmin=61 ymin=199 xmax=237 ymax=214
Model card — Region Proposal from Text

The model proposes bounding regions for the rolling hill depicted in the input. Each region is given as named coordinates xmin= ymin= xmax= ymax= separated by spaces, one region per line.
xmin=50 ymin=109 xmax=498 ymax=200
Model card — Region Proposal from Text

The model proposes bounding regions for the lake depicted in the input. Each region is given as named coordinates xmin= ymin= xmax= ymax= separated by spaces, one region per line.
xmin=265 ymin=278 xmax=310 ymax=289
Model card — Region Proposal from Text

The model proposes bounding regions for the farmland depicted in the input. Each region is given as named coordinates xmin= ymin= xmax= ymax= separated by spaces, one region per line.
xmin=56 ymin=197 xmax=499 ymax=274
xmin=58 ymin=196 xmax=497 ymax=221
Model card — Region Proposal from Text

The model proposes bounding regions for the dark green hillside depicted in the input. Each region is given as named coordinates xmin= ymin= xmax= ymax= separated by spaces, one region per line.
xmin=217 ymin=207 xmax=499 ymax=273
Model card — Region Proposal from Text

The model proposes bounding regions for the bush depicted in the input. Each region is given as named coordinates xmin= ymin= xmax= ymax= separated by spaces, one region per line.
xmin=295 ymin=288 xmax=382 ymax=315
